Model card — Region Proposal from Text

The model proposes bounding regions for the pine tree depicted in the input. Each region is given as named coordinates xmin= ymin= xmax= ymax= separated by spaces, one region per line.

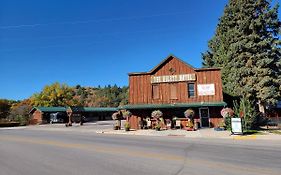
xmin=203 ymin=0 xmax=281 ymax=112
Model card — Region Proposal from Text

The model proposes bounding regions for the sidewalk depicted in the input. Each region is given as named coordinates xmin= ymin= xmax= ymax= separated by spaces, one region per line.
xmin=4 ymin=123 xmax=281 ymax=140
xmin=97 ymin=128 xmax=281 ymax=140
xmin=97 ymin=128 xmax=231 ymax=139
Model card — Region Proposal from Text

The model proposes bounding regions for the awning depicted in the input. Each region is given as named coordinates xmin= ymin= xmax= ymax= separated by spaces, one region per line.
xmin=121 ymin=101 xmax=227 ymax=110
xmin=69 ymin=107 xmax=118 ymax=112
xmin=29 ymin=106 xmax=118 ymax=114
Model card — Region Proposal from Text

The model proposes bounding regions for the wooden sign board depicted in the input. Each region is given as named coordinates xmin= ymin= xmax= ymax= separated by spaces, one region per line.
xmin=151 ymin=74 xmax=196 ymax=84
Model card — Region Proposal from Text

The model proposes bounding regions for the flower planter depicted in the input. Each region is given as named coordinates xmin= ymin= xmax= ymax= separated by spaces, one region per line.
xmin=185 ymin=127 xmax=195 ymax=131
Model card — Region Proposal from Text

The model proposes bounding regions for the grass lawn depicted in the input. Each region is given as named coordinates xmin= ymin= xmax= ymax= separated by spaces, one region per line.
xmin=243 ymin=130 xmax=267 ymax=135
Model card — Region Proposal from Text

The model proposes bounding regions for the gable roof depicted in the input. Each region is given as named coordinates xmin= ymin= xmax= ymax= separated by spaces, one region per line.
xmin=149 ymin=54 xmax=196 ymax=74
xmin=128 ymin=54 xmax=220 ymax=76
xmin=29 ymin=107 xmax=67 ymax=114
xmin=128 ymin=54 xmax=196 ymax=76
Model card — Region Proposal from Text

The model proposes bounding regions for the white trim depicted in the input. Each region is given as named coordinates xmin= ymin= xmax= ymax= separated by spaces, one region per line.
xmin=199 ymin=107 xmax=210 ymax=127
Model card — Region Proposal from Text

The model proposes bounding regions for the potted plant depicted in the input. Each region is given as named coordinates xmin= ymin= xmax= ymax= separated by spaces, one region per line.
xmin=155 ymin=123 xmax=161 ymax=131
xmin=184 ymin=109 xmax=195 ymax=119
xmin=151 ymin=110 xmax=163 ymax=119
xmin=184 ymin=109 xmax=195 ymax=130
xmin=124 ymin=121 xmax=130 ymax=131
xmin=123 ymin=110 xmax=132 ymax=121
xmin=186 ymin=120 xmax=194 ymax=131
xmin=220 ymin=107 xmax=234 ymax=130
xmin=112 ymin=111 xmax=122 ymax=130
xmin=113 ymin=123 xmax=120 ymax=130
xmin=152 ymin=110 xmax=163 ymax=131
xmin=220 ymin=107 xmax=234 ymax=118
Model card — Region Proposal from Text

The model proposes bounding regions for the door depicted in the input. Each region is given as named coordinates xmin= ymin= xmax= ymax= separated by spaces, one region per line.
xmin=199 ymin=108 xmax=210 ymax=127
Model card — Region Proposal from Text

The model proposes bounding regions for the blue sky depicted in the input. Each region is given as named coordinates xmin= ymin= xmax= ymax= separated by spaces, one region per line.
xmin=0 ymin=0 xmax=280 ymax=100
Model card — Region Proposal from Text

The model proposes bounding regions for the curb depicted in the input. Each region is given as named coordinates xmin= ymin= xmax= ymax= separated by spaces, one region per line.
xmin=0 ymin=126 xmax=27 ymax=130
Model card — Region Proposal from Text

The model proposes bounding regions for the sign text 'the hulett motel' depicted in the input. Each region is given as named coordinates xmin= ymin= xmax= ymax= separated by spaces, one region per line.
xmin=151 ymin=74 xmax=196 ymax=84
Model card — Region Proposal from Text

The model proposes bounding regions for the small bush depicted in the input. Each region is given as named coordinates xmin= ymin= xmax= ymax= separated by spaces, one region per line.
xmin=124 ymin=121 xmax=130 ymax=131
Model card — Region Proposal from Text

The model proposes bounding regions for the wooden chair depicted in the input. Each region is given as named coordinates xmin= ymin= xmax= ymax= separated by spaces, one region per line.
xmin=147 ymin=121 xmax=151 ymax=129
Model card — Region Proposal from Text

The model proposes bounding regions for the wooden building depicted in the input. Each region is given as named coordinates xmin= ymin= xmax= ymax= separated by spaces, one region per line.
xmin=29 ymin=107 xmax=117 ymax=124
xmin=124 ymin=55 xmax=226 ymax=129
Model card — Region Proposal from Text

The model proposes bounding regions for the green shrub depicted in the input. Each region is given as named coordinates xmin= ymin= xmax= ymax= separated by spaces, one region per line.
xmin=225 ymin=116 xmax=232 ymax=130
xmin=233 ymin=98 xmax=259 ymax=130
xmin=124 ymin=121 xmax=130 ymax=131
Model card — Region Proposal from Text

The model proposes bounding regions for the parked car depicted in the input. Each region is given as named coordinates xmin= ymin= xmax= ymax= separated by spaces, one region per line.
xmin=50 ymin=112 xmax=66 ymax=124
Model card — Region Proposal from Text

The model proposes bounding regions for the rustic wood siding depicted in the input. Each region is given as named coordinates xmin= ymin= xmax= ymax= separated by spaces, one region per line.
xmin=129 ymin=57 xmax=224 ymax=105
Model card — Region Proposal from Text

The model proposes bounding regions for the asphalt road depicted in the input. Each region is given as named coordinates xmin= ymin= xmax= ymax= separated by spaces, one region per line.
xmin=1 ymin=128 xmax=281 ymax=175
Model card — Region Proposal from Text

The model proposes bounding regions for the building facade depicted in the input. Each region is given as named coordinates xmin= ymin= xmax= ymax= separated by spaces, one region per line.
xmin=29 ymin=107 xmax=117 ymax=124
xmin=125 ymin=55 xmax=226 ymax=129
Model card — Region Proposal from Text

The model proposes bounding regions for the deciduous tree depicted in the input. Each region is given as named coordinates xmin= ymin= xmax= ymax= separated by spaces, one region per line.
xmin=30 ymin=82 xmax=76 ymax=107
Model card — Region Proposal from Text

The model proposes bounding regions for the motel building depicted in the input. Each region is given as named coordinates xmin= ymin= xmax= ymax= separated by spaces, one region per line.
xmin=29 ymin=106 xmax=117 ymax=124
xmin=124 ymin=55 xmax=227 ymax=129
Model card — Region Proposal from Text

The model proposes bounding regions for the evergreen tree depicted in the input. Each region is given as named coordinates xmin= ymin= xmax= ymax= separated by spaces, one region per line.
xmin=203 ymin=0 xmax=281 ymax=112
xmin=0 ymin=99 xmax=12 ymax=119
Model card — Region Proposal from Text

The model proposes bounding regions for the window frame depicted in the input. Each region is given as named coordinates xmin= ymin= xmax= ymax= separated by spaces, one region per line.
xmin=170 ymin=83 xmax=178 ymax=100
xmin=188 ymin=83 xmax=195 ymax=98
xmin=152 ymin=84 xmax=160 ymax=99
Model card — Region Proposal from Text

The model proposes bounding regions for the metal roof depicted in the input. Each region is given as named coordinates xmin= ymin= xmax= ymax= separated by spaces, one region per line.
xmin=68 ymin=107 xmax=118 ymax=112
xmin=128 ymin=54 xmax=220 ymax=76
xmin=29 ymin=106 xmax=118 ymax=114
xmin=29 ymin=107 xmax=67 ymax=114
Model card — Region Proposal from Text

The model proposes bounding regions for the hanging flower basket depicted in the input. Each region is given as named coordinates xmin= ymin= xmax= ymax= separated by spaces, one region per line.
xmin=184 ymin=109 xmax=195 ymax=119
xmin=122 ymin=110 xmax=132 ymax=119
xmin=220 ymin=108 xmax=234 ymax=118
xmin=151 ymin=110 xmax=163 ymax=119
xmin=112 ymin=111 xmax=122 ymax=120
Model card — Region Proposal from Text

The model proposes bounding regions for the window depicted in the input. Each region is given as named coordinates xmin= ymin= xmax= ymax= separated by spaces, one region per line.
xmin=170 ymin=84 xmax=177 ymax=99
xmin=152 ymin=85 xmax=160 ymax=99
xmin=188 ymin=83 xmax=195 ymax=97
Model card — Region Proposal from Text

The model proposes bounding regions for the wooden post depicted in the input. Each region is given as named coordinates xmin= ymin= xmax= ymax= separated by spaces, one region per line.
xmin=66 ymin=110 xmax=72 ymax=127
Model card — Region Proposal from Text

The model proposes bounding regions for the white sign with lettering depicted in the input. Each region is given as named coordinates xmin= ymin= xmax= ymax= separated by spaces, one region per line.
xmin=231 ymin=118 xmax=243 ymax=134
xmin=197 ymin=84 xmax=215 ymax=96
xmin=151 ymin=74 xmax=196 ymax=84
